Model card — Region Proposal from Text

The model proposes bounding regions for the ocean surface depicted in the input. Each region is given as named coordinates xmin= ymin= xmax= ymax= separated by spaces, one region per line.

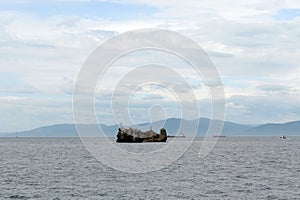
xmin=1 ymin=137 xmax=299 ymax=199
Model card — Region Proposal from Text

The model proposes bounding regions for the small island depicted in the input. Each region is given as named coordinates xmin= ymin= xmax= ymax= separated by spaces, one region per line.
xmin=116 ymin=127 xmax=167 ymax=143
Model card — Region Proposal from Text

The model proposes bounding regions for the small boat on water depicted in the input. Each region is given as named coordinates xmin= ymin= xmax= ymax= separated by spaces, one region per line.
xmin=167 ymin=133 xmax=185 ymax=138
xmin=213 ymin=135 xmax=226 ymax=138
xmin=280 ymin=135 xmax=287 ymax=139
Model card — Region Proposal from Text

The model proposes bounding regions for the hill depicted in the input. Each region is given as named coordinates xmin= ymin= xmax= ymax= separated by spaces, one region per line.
xmin=1 ymin=118 xmax=299 ymax=137
xmin=243 ymin=121 xmax=300 ymax=136
xmin=1 ymin=118 xmax=249 ymax=137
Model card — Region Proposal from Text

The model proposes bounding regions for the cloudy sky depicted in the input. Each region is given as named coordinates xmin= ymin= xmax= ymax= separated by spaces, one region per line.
xmin=1 ymin=0 xmax=300 ymax=132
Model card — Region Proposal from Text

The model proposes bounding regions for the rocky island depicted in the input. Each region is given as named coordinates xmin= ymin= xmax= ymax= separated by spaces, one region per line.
xmin=116 ymin=127 xmax=167 ymax=143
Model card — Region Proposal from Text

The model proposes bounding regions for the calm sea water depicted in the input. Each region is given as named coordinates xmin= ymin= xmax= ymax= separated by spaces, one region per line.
xmin=1 ymin=137 xmax=299 ymax=199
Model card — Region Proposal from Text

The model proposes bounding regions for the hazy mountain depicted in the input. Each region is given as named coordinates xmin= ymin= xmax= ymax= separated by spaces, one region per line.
xmin=1 ymin=118 xmax=300 ymax=137
xmin=3 ymin=124 xmax=118 ymax=137
xmin=243 ymin=121 xmax=300 ymax=136
xmin=1 ymin=118 xmax=249 ymax=137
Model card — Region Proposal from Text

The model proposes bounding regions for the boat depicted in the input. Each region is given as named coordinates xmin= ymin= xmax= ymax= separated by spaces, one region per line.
xmin=213 ymin=135 xmax=226 ymax=138
xmin=280 ymin=135 xmax=287 ymax=139
xmin=167 ymin=133 xmax=185 ymax=138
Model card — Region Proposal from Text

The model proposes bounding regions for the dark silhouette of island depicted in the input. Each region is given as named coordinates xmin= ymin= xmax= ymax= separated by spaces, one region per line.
xmin=116 ymin=127 xmax=167 ymax=143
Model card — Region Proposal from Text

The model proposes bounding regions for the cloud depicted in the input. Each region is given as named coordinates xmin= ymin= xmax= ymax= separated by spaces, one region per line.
xmin=0 ymin=95 xmax=73 ymax=132
xmin=1 ymin=1 xmax=300 ymax=131
xmin=142 ymin=93 xmax=163 ymax=100
xmin=257 ymin=84 xmax=290 ymax=92
xmin=226 ymin=95 xmax=300 ymax=124
xmin=274 ymin=8 xmax=300 ymax=20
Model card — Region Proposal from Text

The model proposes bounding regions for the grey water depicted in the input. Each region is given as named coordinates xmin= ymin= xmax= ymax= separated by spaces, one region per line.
xmin=1 ymin=137 xmax=299 ymax=199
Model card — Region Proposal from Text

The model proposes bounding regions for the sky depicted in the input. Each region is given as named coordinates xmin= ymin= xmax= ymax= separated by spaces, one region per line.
xmin=1 ymin=0 xmax=300 ymax=132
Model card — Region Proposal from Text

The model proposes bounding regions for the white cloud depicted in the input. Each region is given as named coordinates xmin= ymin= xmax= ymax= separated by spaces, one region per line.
xmin=1 ymin=1 xmax=300 ymax=131
xmin=226 ymin=94 xmax=300 ymax=124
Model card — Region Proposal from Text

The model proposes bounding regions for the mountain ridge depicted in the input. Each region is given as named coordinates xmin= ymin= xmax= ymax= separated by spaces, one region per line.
xmin=1 ymin=118 xmax=300 ymax=137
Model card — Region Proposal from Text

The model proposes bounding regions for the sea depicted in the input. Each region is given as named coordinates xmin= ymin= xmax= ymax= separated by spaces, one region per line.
xmin=1 ymin=137 xmax=299 ymax=199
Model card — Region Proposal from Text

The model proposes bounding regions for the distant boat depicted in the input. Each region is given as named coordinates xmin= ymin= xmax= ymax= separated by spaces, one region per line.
xmin=167 ymin=133 xmax=185 ymax=138
xmin=280 ymin=135 xmax=287 ymax=139
xmin=213 ymin=135 xmax=226 ymax=138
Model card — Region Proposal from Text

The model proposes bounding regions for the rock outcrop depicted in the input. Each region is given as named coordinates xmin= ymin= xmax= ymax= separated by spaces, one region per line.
xmin=116 ymin=127 xmax=167 ymax=143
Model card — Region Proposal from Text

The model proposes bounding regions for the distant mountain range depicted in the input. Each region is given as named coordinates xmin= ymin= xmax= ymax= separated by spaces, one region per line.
xmin=1 ymin=118 xmax=300 ymax=137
